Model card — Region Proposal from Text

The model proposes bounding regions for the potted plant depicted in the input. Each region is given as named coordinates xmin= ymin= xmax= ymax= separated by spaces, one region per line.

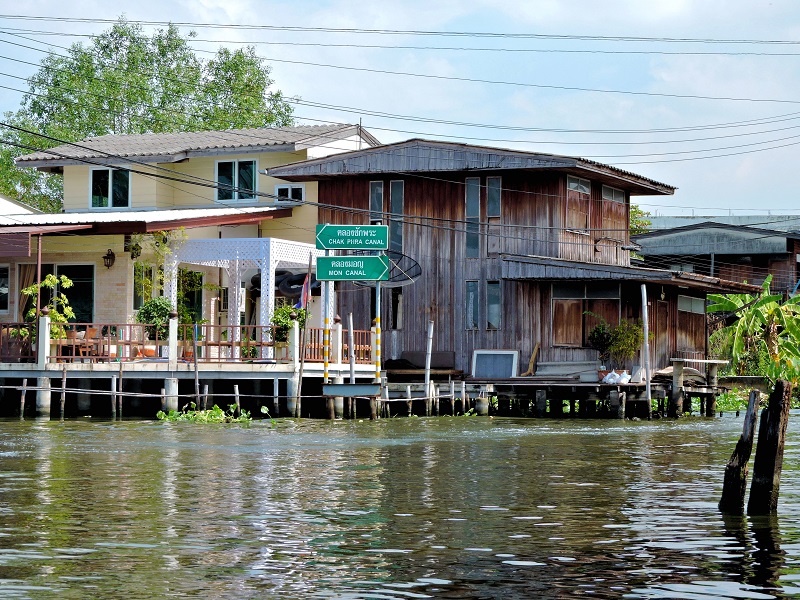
xmin=587 ymin=317 xmax=613 ymax=368
xmin=22 ymin=273 xmax=76 ymax=339
xmin=608 ymin=319 xmax=646 ymax=370
xmin=135 ymin=297 xmax=174 ymax=347
xmin=270 ymin=305 xmax=307 ymax=343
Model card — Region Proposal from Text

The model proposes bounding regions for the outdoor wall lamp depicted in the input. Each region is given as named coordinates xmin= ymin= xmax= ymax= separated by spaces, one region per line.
xmin=103 ymin=249 xmax=116 ymax=269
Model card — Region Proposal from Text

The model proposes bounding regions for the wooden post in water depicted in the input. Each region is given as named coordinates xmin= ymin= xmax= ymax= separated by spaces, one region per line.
xmin=406 ymin=385 xmax=413 ymax=416
xmin=233 ymin=384 xmax=240 ymax=417
xmin=61 ymin=368 xmax=67 ymax=420
xmin=369 ymin=396 xmax=378 ymax=420
xmin=748 ymin=379 xmax=792 ymax=515
xmin=203 ymin=384 xmax=209 ymax=411
xmin=117 ymin=362 xmax=123 ymax=418
xmin=20 ymin=378 xmax=27 ymax=419
xmin=719 ymin=390 xmax=759 ymax=514
xmin=111 ymin=375 xmax=117 ymax=420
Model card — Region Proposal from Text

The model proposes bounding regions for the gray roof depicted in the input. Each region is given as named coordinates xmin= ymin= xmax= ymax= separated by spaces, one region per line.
xmin=16 ymin=124 xmax=381 ymax=168
xmin=648 ymin=214 xmax=800 ymax=233
xmin=265 ymin=138 xmax=676 ymax=195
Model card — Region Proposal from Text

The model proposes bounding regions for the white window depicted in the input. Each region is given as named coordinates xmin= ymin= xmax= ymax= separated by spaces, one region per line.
xmin=0 ymin=265 xmax=8 ymax=312
xmin=275 ymin=183 xmax=304 ymax=205
xmin=90 ymin=168 xmax=130 ymax=208
xmin=567 ymin=176 xmax=591 ymax=194
xmin=602 ymin=185 xmax=625 ymax=203
xmin=678 ymin=295 xmax=706 ymax=314
xmin=216 ymin=159 xmax=256 ymax=201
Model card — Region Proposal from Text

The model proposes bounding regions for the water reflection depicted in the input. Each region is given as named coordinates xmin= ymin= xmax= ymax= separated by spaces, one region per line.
xmin=0 ymin=417 xmax=796 ymax=598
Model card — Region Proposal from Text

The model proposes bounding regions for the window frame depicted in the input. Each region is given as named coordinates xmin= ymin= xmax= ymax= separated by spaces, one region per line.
xmin=389 ymin=180 xmax=404 ymax=253
xmin=89 ymin=167 xmax=131 ymax=209
xmin=486 ymin=280 xmax=501 ymax=330
xmin=369 ymin=181 xmax=384 ymax=224
xmin=552 ymin=283 xmax=621 ymax=347
xmin=465 ymin=177 xmax=481 ymax=258
xmin=0 ymin=264 xmax=8 ymax=313
xmin=215 ymin=158 xmax=258 ymax=202
xmin=602 ymin=185 xmax=625 ymax=203
xmin=274 ymin=183 xmax=305 ymax=205
xmin=465 ymin=280 xmax=479 ymax=330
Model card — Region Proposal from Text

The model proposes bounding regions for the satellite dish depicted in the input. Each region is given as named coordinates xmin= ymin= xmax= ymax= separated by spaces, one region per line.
xmin=350 ymin=250 xmax=422 ymax=288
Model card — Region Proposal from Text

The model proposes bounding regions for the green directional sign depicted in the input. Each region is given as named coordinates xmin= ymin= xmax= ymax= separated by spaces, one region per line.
xmin=315 ymin=224 xmax=389 ymax=250
xmin=317 ymin=255 xmax=390 ymax=281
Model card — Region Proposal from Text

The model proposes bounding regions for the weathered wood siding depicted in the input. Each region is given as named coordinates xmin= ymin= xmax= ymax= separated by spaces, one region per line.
xmin=318 ymin=172 xmax=636 ymax=372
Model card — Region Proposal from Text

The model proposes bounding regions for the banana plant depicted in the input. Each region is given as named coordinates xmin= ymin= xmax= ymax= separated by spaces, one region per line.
xmin=708 ymin=275 xmax=800 ymax=376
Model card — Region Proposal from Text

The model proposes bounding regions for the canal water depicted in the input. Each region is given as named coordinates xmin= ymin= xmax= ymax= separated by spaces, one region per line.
xmin=0 ymin=415 xmax=798 ymax=599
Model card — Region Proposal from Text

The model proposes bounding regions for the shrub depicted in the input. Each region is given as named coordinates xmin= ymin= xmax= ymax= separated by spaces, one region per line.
xmin=271 ymin=305 xmax=307 ymax=342
xmin=135 ymin=297 xmax=174 ymax=340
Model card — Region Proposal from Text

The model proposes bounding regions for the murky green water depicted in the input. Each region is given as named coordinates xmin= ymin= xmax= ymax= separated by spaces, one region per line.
xmin=0 ymin=414 xmax=798 ymax=599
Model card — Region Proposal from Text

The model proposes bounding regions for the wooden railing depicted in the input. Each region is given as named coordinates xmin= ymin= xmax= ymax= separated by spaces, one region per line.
xmin=0 ymin=319 xmax=374 ymax=366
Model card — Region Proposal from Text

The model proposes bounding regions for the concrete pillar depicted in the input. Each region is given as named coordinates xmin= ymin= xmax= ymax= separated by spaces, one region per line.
xmin=333 ymin=375 xmax=344 ymax=418
xmin=35 ymin=377 xmax=51 ymax=418
xmin=163 ymin=377 xmax=179 ymax=413
xmin=609 ymin=390 xmax=626 ymax=419
xmin=286 ymin=377 xmax=297 ymax=417
xmin=168 ymin=313 xmax=178 ymax=370
xmin=706 ymin=394 xmax=718 ymax=417
xmin=535 ymin=390 xmax=547 ymax=417
xmin=272 ymin=377 xmax=279 ymax=416
xmin=670 ymin=359 xmax=685 ymax=417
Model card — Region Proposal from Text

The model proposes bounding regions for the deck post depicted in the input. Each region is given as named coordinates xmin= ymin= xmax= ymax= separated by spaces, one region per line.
xmin=670 ymin=359 xmax=685 ymax=417
xmin=168 ymin=313 xmax=178 ymax=370
xmin=535 ymin=390 xmax=547 ymax=417
xmin=19 ymin=378 xmax=27 ymax=419
xmin=35 ymin=376 xmax=51 ymax=418
xmin=333 ymin=376 xmax=344 ymax=418
xmin=163 ymin=377 xmax=179 ymax=413
xmin=609 ymin=390 xmax=625 ymax=419
xmin=36 ymin=313 xmax=51 ymax=369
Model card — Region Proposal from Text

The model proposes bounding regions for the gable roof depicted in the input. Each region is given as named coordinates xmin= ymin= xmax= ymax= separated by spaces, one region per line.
xmin=265 ymin=138 xmax=675 ymax=195
xmin=16 ymin=124 xmax=381 ymax=169
xmin=633 ymin=221 xmax=799 ymax=256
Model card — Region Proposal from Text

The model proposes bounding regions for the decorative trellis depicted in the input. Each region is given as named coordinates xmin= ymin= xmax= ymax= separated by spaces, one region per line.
xmin=164 ymin=238 xmax=328 ymax=353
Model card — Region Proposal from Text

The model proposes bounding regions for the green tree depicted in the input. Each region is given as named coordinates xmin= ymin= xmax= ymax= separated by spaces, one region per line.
xmin=707 ymin=275 xmax=800 ymax=377
xmin=629 ymin=204 xmax=652 ymax=236
xmin=1 ymin=17 xmax=294 ymax=211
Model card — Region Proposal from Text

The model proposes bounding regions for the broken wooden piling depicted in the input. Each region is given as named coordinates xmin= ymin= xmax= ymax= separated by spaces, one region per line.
xmin=719 ymin=390 xmax=759 ymax=514
xmin=748 ymin=379 xmax=792 ymax=515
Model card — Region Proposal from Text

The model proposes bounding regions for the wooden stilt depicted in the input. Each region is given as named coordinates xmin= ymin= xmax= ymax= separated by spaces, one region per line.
xmin=406 ymin=384 xmax=413 ymax=416
xmin=748 ymin=380 xmax=792 ymax=515
xmin=61 ymin=368 xmax=67 ymax=419
xmin=719 ymin=390 xmax=759 ymax=514
xmin=110 ymin=375 xmax=117 ymax=420
xmin=20 ymin=378 xmax=27 ymax=420
xmin=117 ymin=362 xmax=123 ymax=418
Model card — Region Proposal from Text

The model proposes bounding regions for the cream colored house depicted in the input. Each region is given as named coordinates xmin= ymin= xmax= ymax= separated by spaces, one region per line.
xmin=5 ymin=124 xmax=378 ymax=327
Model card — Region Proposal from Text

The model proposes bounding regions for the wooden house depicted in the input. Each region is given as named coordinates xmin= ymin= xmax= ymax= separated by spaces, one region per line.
xmin=634 ymin=221 xmax=800 ymax=298
xmin=267 ymin=139 xmax=759 ymax=376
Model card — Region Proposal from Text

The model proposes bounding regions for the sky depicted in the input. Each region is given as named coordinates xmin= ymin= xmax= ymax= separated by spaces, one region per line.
xmin=1 ymin=0 xmax=799 ymax=216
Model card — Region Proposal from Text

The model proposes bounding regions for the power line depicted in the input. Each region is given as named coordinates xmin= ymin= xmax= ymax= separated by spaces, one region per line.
xmin=1 ymin=15 xmax=799 ymax=46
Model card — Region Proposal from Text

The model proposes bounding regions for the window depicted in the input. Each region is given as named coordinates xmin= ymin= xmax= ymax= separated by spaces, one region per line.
xmin=389 ymin=180 xmax=404 ymax=253
xmin=568 ymin=176 xmax=591 ymax=194
xmin=465 ymin=280 xmax=479 ymax=329
xmin=133 ymin=263 xmax=154 ymax=310
xmin=0 ymin=265 xmax=8 ymax=312
xmin=566 ymin=175 xmax=590 ymax=231
xmin=678 ymin=295 xmax=705 ymax=314
xmin=487 ymin=177 xmax=502 ymax=255
xmin=486 ymin=281 xmax=501 ymax=330
xmin=602 ymin=185 xmax=625 ymax=203
xmin=275 ymin=184 xmax=304 ymax=204
xmin=369 ymin=181 xmax=383 ymax=224
xmin=466 ymin=177 xmax=480 ymax=258
xmin=216 ymin=160 xmax=256 ymax=201
xmin=389 ymin=288 xmax=403 ymax=330
xmin=91 ymin=168 xmax=130 ymax=208
xmin=552 ymin=283 xmax=620 ymax=347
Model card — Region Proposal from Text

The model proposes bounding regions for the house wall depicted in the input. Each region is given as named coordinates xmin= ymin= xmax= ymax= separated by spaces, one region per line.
xmin=316 ymin=172 xmax=637 ymax=373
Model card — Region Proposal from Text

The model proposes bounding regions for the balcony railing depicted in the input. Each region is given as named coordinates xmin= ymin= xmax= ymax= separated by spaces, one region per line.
xmin=0 ymin=317 xmax=374 ymax=366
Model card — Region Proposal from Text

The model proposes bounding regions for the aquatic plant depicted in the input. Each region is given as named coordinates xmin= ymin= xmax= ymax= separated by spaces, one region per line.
xmin=156 ymin=402 xmax=251 ymax=423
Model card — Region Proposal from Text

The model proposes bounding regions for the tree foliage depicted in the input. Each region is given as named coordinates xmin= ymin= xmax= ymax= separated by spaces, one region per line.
xmin=1 ymin=17 xmax=294 ymax=211
xmin=629 ymin=204 xmax=652 ymax=236
xmin=707 ymin=275 xmax=800 ymax=381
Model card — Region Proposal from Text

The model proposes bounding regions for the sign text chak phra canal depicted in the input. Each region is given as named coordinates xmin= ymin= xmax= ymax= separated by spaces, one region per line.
xmin=315 ymin=224 xmax=389 ymax=250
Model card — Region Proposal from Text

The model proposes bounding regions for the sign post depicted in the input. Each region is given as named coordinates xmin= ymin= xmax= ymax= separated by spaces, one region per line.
xmin=316 ymin=255 xmax=390 ymax=281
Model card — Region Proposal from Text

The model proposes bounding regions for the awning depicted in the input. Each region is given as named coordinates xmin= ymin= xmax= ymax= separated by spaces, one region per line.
xmin=0 ymin=224 xmax=92 ymax=257
xmin=501 ymin=254 xmax=762 ymax=294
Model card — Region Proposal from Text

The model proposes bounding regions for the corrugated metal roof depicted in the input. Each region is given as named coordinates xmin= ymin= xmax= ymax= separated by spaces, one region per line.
xmin=0 ymin=207 xmax=281 ymax=227
xmin=16 ymin=124 xmax=379 ymax=166
xmin=266 ymin=138 xmax=676 ymax=195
